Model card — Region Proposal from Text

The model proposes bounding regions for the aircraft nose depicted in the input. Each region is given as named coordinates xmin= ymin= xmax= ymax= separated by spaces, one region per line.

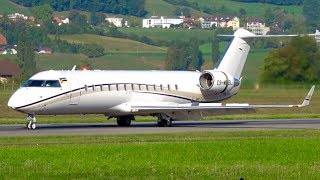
xmin=8 ymin=89 xmax=26 ymax=109
xmin=8 ymin=93 xmax=19 ymax=109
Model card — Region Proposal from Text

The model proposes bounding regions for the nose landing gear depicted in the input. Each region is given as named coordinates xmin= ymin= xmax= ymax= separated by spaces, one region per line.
xmin=27 ymin=114 xmax=37 ymax=130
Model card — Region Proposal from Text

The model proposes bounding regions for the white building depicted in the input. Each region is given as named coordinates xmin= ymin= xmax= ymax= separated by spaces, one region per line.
xmin=8 ymin=13 xmax=28 ymax=21
xmin=106 ymin=17 xmax=123 ymax=27
xmin=143 ymin=16 xmax=183 ymax=28
xmin=246 ymin=18 xmax=270 ymax=35
xmin=200 ymin=16 xmax=240 ymax=30
xmin=315 ymin=30 xmax=320 ymax=43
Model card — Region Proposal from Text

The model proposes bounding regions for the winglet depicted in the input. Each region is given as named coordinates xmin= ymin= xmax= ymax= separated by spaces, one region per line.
xmin=71 ymin=65 xmax=76 ymax=71
xmin=302 ymin=85 xmax=315 ymax=106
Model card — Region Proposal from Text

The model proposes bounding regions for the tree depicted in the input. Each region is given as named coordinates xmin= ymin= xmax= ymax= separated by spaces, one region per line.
xmin=31 ymin=4 xmax=53 ymax=22
xmin=17 ymin=31 xmax=36 ymax=77
xmin=303 ymin=0 xmax=320 ymax=30
xmin=90 ymin=12 xmax=105 ymax=26
xmin=238 ymin=8 xmax=246 ymax=17
xmin=69 ymin=10 xmax=88 ymax=26
xmin=165 ymin=39 xmax=203 ymax=70
xmin=260 ymin=36 xmax=320 ymax=83
xmin=211 ymin=31 xmax=220 ymax=66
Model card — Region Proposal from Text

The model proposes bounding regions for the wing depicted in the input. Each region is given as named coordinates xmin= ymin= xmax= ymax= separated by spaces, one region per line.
xmin=131 ymin=86 xmax=315 ymax=113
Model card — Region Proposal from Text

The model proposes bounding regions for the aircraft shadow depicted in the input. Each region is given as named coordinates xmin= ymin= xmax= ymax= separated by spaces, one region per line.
xmin=35 ymin=121 xmax=251 ymax=130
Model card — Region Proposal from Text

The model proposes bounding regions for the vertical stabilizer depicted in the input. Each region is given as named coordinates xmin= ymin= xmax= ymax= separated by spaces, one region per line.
xmin=217 ymin=29 xmax=255 ymax=79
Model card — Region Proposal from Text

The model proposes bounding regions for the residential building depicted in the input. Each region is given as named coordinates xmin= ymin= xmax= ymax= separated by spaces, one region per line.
xmin=52 ymin=16 xmax=70 ymax=26
xmin=106 ymin=17 xmax=124 ymax=27
xmin=245 ymin=18 xmax=270 ymax=35
xmin=315 ymin=30 xmax=320 ymax=43
xmin=28 ymin=16 xmax=36 ymax=22
xmin=200 ymin=16 xmax=240 ymax=30
xmin=8 ymin=13 xmax=28 ymax=21
xmin=183 ymin=18 xmax=198 ymax=29
xmin=143 ymin=16 xmax=183 ymax=28
xmin=0 ymin=59 xmax=22 ymax=82
xmin=36 ymin=47 xmax=52 ymax=54
xmin=1 ymin=49 xmax=17 ymax=55
xmin=0 ymin=34 xmax=7 ymax=46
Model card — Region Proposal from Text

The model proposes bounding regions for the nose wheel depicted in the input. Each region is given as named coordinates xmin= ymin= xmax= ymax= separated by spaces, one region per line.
xmin=27 ymin=115 xmax=37 ymax=130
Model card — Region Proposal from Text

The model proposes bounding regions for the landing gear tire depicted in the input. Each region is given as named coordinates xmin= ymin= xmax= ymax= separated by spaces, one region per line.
xmin=117 ymin=116 xmax=133 ymax=127
xmin=157 ymin=119 xmax=172 ymax=127
xmin=27 ymin=122 xmax=37 ymax=130
xmin=27 ymin=114 xmax=37 ymax=130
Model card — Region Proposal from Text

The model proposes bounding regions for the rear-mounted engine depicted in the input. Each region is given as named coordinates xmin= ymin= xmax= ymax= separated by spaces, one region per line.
xmin=199 ymin=70 xmax=240 ymax=94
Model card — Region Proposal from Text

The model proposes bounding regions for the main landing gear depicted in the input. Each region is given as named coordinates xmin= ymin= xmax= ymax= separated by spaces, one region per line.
xmin=157 ymin=114 xmax=173 ymax=127
xmin=117 ymin=115 xmax=134 ymax=127
xmin=27 ymin=114 xmax=37 ymax=130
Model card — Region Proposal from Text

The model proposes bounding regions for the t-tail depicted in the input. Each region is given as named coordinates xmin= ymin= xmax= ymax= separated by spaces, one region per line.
xmin=216 ymin=29 xmax=255 ymax=79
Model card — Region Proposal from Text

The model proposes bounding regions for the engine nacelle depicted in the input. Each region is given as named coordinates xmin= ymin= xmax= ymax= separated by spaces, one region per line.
xmin=199 ymin=70 xmax=240 ymax=94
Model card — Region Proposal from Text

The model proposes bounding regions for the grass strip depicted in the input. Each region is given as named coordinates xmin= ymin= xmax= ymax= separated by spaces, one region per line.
xmin=0 ymin=130 xmax=320 ymax=178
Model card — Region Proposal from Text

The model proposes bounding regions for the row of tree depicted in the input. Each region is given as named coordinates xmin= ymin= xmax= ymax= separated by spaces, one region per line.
xmin=260 ymin=36 xmax=320 ymax=83
xmin=165 ymin=38 xmax=203 ymax=71
xmin=10 ymin=0 xmax=147 ymax=17
xmin=230 ymin=0 xmax=303 ymax=5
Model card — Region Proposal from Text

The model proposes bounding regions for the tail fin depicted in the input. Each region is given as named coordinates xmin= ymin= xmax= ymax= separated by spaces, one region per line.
xmin=216 ymin=29 xmax=255 ymax=79
xmin=216 ymin=28 xmax=318 ymax=79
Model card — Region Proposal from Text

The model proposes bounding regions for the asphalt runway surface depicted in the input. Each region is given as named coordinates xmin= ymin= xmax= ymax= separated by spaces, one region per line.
xmin=0 ymin=118 xmax=320 ymax=136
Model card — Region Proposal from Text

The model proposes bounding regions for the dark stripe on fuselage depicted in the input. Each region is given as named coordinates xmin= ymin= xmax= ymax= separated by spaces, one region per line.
xmin=15 ymin=83 xmax=215 ymax=110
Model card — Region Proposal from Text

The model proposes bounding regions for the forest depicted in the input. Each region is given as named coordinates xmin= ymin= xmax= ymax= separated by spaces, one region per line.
xmin=9 ymin=0 xmax=147 ymax=17
xmin=230 ymin=0 xmax=303 ymax=5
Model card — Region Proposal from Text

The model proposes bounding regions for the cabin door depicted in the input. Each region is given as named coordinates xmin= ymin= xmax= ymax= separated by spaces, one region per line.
xmin=69 ymin=77 xmax=80 ymax=105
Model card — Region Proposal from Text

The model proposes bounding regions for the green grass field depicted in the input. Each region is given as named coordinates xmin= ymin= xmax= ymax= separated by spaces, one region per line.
xmin=145 ymin=0 xmax=208 ymax=17
xmin=57 ymin=34 xmax=166 ymax=53
xmin=187 ymin=0 xmax=302 ymax=18
xmin=119 ymin=28 xmax=215 ymax=42
xmin=0 ymin=0 xmax=31 ymax=15
xmin=1 ymin=130 xmax=320 ymax=178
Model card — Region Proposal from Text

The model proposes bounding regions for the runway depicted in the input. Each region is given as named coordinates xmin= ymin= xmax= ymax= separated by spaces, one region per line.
xmin=0 ymin=118 xmax=320 ymax=136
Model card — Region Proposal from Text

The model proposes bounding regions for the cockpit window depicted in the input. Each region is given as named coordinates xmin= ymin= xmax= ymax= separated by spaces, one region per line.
xmin=45 ymin=80 xmax=61 ymax=87
xmin=22 ymin=80 xmax=61 ymax=87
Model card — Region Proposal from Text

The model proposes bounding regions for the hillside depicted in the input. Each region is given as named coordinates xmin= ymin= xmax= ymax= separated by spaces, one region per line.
xmin=186 ymin=0 xmax=302 ymax=17
xmin=119 ymin=28 xmax=215 ymax=42
xmin=145 ymin=0 xmax=208 ymax=17
xmin=0 ymin=0 xmax=31 ymax=15
xmin=0 ymin=0 xmax=302 ymax=19
xmin=57 ymin=34 xmax=166 ymax=53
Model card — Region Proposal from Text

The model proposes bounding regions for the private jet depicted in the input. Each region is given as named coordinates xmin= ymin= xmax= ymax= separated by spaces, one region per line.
xmin=8 ymin=29 xmax=315 ymax=130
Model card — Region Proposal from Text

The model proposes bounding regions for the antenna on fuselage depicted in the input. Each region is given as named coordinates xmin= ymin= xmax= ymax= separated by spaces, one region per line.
xmin=71 ymin=65 xmax=76 ymax=71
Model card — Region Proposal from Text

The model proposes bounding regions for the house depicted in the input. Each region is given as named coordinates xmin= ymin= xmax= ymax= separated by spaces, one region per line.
xmin=0 ymin=34 xmax=8 ymax=46
xmin=245 ymin=18 xmax=270 ymax=35
xmin=105 ymin=17 xmax=124 ymax=27
xmin=36 ymin=47 xmax=52 ymax=54
xmin=200 ymin=16 xmax=240 ymax=30
xmin=143 ymin=16 xmax=183 ymax=28
xmin=315 ymin=30 xmax=320 ymax=43
xmin=28 ymin=16 xmax=36 ymax=22
xmin=1 ymin=49 xmax=17 ymax=55
xmin=0 ymin=59 xmax=22 ymax=82
xmin=8 ymin=13 xmax=28 ymax=21
xmin=52 ymin=16 xmax=70 ymax=26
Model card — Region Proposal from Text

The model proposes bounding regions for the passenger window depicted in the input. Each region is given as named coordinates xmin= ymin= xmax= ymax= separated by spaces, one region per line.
xmin=45 ymin=80 xmax=61 ymax=87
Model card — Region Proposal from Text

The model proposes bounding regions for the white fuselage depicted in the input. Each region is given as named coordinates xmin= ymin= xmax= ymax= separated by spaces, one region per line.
xmin=8 ymin=70 xmax=238 ymax=117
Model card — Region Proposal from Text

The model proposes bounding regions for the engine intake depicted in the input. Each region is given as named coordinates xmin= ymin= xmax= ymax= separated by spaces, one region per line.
xmin=199 ymin=70 xmax=240 ymax=94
